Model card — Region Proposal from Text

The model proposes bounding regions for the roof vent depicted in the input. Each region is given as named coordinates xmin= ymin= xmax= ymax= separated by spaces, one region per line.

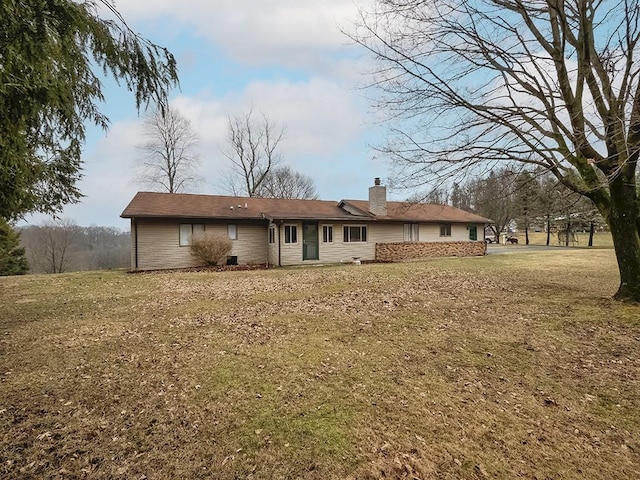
xmin=230 ymin=206 xmax=234 ymax=210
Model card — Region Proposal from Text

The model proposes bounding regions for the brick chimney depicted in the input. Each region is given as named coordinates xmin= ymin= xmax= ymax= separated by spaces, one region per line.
xmin=368 ymin=177 xmax=387 ymax=216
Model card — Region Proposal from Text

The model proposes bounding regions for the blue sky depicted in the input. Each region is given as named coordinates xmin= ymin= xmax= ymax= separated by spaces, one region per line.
xmin=21 ymin=0 xmax=403 ymax=230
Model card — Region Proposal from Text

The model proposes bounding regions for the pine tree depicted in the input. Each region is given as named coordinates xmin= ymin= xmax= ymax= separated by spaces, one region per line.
xmin=0 ymin=0 xmax=178 ymax=220
xmin=0 ymin=219 xmax=28 ymax=276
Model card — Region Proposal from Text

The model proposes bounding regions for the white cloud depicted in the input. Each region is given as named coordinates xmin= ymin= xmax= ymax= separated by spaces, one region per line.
xmin=171 ymin=76 xmax=370 ymax=194
xmin=18 ymin=1 xmax=387 ymax=229
xmin=114 ymin=0 xmax=372 ymax=69
xmin=20 ymin=74 xmax=373 ymax=228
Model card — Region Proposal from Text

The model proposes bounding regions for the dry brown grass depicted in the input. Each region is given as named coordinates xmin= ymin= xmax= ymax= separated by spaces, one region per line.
xmin=1 ymin=250 xmax=638 ymax=479
xmin=519 ymin=231 xmax=613 ymax=247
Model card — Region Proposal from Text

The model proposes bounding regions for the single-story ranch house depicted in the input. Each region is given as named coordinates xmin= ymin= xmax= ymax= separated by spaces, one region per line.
xmin=121 ymin=179 xmax=491 ymax=270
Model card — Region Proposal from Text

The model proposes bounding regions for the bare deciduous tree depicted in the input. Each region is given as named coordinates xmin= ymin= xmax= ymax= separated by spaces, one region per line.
xmin=255 ymin=166 xmax=318 ymax=199
xmin=352 ymin=0 xmax=640 ymax=301
xmin=450 ymin=183 xmax=471 ymax=212
xmin=135 ymin=106 xmax=202 ymax=193
xmin=21 ymin=218 xmax=79 ymax=273
xmin=513 ymin=171 xmax=542 ymax=245
xmin=20 ymin=222 xmax=129 ymax=273
xmin=222 ymin=109 xmax=285 ymax=197
xmin=468 ymin=168 xmax=517 ymax=242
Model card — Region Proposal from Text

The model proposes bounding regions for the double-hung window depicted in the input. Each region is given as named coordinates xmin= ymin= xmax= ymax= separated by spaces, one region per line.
xmin=403 ymin=223 xmax=419 ymax=241
xmin=284 ymin=225 xmax=298 ymax=244
xmin=322 ymin=225 xmax=333 ymax=243
xmin=343 ymin=225 xmax=367 ymax=243
xmin=227 ymin=224 xmax=238 ymax=240
xmin=179 ymin=223 xmax=205 ymax=246
xmin=440 ymin=223 xmax=452 ymax=237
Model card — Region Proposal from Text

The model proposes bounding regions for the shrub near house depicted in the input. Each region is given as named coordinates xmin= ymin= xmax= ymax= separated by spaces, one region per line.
xmin=189 ymin=233 xmax=232 ymax=266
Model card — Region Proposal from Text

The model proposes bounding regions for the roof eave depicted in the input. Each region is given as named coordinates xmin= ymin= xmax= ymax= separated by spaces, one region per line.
xmin=120 ymin=213 xmax=269 ymax=221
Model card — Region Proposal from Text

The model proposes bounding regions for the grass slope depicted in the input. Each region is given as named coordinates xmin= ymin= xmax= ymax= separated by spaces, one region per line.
xmin=1 ymin=250 xmax=638 ymax=479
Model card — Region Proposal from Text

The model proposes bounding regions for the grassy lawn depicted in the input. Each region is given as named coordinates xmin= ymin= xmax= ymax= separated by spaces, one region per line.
xmin=514 ymin=231 xmax=613 ymax=248
xmin=1 ymin=250 xmax=638 ymax=479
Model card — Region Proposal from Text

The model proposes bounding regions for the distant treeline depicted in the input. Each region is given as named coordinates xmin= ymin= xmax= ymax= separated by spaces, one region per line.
xmin=19 ymin=221 xmax=130 ymax=273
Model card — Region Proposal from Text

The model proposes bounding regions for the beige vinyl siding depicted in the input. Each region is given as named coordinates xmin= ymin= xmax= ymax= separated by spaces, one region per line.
xmin=279 ymin=222 xmax=303 ymax=266
xmin=315 ymin=240 xmax=375 ymax=264
xmin=267 ymin=224 xmax=278 ymax=266
xmin=279 ymin=222 xmax=402 ymax=266
xmin=230 ymin=224 xmax=269 ymax=264
xmin=130 ymin=220 xmax=137 ymax=270
xmin=419 ymin=223 xmax=480 ymax=242
xmin=137 ymin=222 xmax=199 ymax=270
xmin=370 ymin=223 xmax=486 ymax=243
xmin=134 ymin=220 xmax=268 ymax=270
xmin=133 ymin=219 xmax=485 ymax=270
xmin=369 ymin=223 xmax=404 ymax=243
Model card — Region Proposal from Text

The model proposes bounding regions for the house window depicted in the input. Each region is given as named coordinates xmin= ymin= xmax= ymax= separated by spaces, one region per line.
xmin=179 ymin=223 xmax=205 ymax=246
xmin=403 ymin=223 xmax=419 ymax=241
xmin=440 ymin=223 xmax=452 ymax=237
xmin=284 ymin=225 xmax=298 ymax=244
xmin=227 ymin=224 xmax=238 ymax=240
xmin=343 ymin=225 xmax=367 ymax=243
xmin=322 ymin=225 xmax=333 ymax=243
xmin=268 ymin=226 xmax=276 ymax=244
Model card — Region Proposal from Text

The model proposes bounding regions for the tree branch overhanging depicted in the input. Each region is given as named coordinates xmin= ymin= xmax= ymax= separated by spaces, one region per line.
xmin=350 ymin=0 xmax=640 ymax=301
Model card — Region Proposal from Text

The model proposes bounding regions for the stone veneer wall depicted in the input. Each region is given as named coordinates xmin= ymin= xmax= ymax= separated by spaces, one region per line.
xmin=375 ymin=241 xmax=487 ymax=262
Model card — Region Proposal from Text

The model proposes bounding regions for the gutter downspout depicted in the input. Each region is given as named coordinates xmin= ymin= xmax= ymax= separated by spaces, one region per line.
xmin=277 ymin=221 xmax=282 ymax=267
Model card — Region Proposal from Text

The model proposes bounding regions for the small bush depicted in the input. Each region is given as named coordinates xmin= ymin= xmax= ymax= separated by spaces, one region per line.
xmin=189 ymin=233 xmax=233 ymax=266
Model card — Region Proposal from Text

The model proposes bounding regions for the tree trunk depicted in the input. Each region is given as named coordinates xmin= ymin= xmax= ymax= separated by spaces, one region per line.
xmin=546 ymin=218 xmax=551 ymax=246
xmin=608 ymin=177 xmax=640 ymax=302
xmin=565 ymin=220 xmax=570 ymax=246
xmin=525 ymin=226 xmax=529 ymax=245
xmin=588 ymin=221 xmax=594 ymax=247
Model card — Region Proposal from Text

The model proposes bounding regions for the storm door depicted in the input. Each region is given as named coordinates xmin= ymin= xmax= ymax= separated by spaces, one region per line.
xmin=468 ymin=225 xmax=478 ymax=241
xmin=302 ymin=222 xmax=319 ymax=260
